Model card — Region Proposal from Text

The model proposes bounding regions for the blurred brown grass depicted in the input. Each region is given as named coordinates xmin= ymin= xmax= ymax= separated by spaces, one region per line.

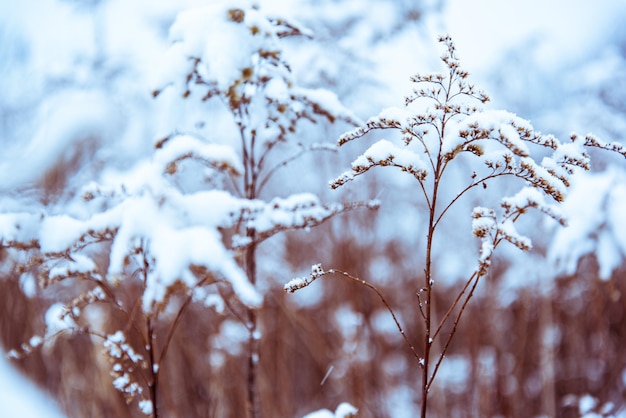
xmin=1 ymin=238 xmax=625 ymax=417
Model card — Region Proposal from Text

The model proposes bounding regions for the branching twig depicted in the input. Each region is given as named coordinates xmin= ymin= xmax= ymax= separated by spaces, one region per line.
xmin=287 ymin=267 xmax=422 ymax=363
xmin=426 ymin=270 xmax=481 ymax=392
xmin=431 ymin=271 xmax=478 ymax=341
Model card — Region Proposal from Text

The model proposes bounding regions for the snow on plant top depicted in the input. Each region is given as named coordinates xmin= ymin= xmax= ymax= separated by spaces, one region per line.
xmin=155 ymin=1 xmax=313 ymax=95
xmin=331 ymin=139 xmax=428 ymax=189
xmin=0 ymin=145 xmax=262 ymax=312
xmin=325 ymin=35 xmax=626 ymax=288
xmin=164 ymin=2 xmax=268 ymax=91
xmin=442 ymin=110 xmax=533 ymax=157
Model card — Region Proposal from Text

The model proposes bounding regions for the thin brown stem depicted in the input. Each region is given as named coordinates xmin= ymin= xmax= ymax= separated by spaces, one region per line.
xmin=218 ymin=285 xmax=248 ymax=325
xmin=245 ymin=232 xmax=259 ymax=418
xmin=434 ymin=170 xmax=509 ymax=230
xmin=326 ymin=269 xmax=422 ymax=362
xmin=421 ymin=190 xmax=436 ymax=418
xmin=147 ymin=317 xmax=158 ymax=418
xmin=420 ymin=102 xmax=447 ymax=418
xmin=157 ymin=295 xmax=192 ymax=367
xmin=138 ymin=246 xmax=159 ymax=418
xmin=426 ymin=270 xmax=481 ymax=393
xmin=431 ymin=271 xmax=478 ymax=341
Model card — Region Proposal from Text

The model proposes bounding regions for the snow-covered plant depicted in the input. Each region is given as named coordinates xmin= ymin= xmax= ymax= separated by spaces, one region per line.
xmin=285 ymin=35 xmax=626 ymax=417
xmin=1 ymin=143 xmax=263 ymax=417
xmin=1 ymin=3 xmax=373 ymax=418
xmin=150 ymin=3 xmax=373 ymax=417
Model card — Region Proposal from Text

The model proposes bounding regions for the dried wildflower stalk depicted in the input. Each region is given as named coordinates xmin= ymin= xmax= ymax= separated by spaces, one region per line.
xmin=286 ymin=35 xmax=626 ymax=417
xmin=151 ymin=6 xmax=375 ymax=418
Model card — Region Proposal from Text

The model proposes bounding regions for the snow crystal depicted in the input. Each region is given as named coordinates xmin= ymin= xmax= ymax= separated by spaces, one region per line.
xmin=106 ymin=195 xmax=161 ymax=277
xmin=302 ymin=402 xmax=358 ymax=418
xmin=329 ymin=171 xmax=354 ymax=188
xmin=105 ymin=331 xmax=125 ymax=358
xmin=578 ymin=394 xmax=597 ymax=415
xmin=472 ymin=206 xmax=495 ymax=240
xmin=28 ymin=336 xmax=43 ymax=348
xmin=335 ymin=402 xmax=358 ymax=418
xmin=302 ymin=409 xmax=334 ymax=418
xmin=441 ymin=118 xmax=467 ymax=156
xmin=87 ymin=188 xmax=260 ymax=311
xmin=498 ymin=123 xmax=529 ymax=156
xmin=138 ymin=400 xmax=153 ymax=416
xmin=104 ymin=331 xmax=143 ymax=364
xmin=112 ymin=374 xmax=130 ymax=391
xmin=44 ymin=303 xmax=75 ymax=336
xmin=541 ymin=155 xmax=568 ymax=181
xmin=285 ymin=264 xmax=326 ymax=293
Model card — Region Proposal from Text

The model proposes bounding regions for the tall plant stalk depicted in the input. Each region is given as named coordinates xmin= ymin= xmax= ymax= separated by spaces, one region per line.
xmin=151 ymin=6 xmax=370 ymax=417
xmin=286 ymin=35 xmax=626 ymax=417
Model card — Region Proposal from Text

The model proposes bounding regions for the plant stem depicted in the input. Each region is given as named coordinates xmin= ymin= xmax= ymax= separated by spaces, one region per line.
xmin=241 ymin=121 xmax=260 ymax=418
xmin=147 ymin=317 xmax=159 ymax=418
xmin=245 ymin=236 xmax=259 ymax=418
xmin=421 ymin=91 xmax=450 ymax=416
xmin=139 ymin=245 xmax=159 ymax=418
xmin=422 ymin=169 xmax=442 ymax=417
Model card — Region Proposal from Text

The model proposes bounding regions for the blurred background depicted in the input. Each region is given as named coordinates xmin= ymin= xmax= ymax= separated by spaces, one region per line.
xmin=1 ymin=0 xmax=626 ymax=417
